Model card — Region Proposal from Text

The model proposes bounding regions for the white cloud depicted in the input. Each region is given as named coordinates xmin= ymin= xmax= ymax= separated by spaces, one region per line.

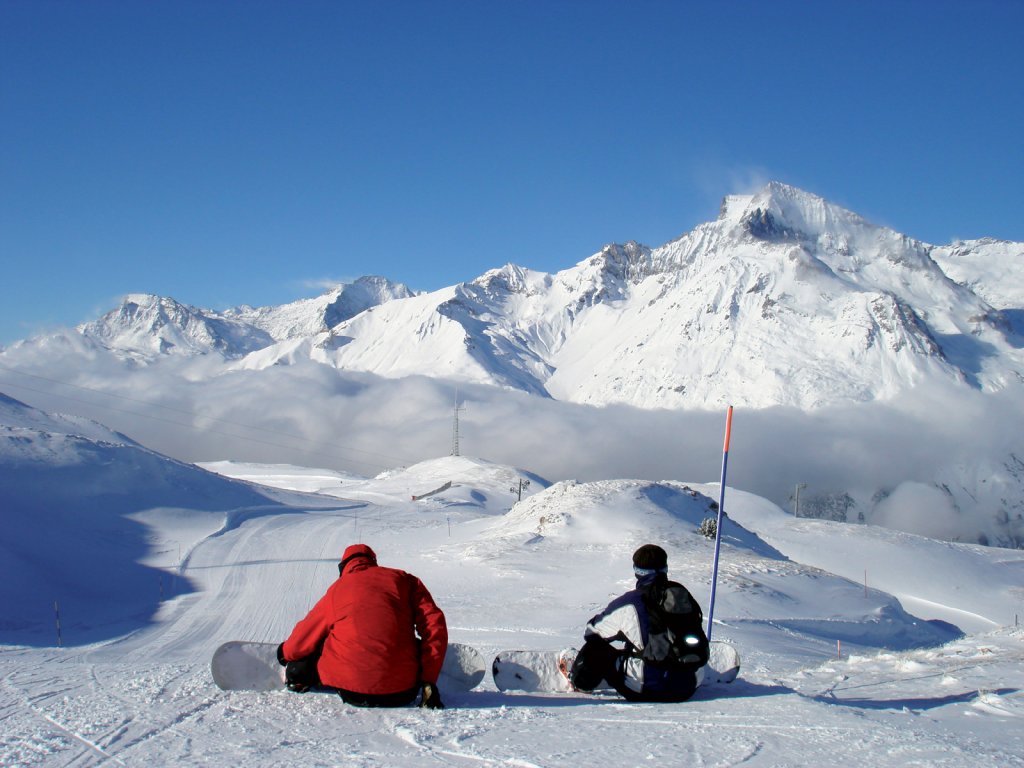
xmin=2 ymin=347 xmax=1022 ymax=546
xmin=691 ymin=160 xmax=773 ymax=205
xmin=295 ymin=277 xmax=355 ymax=292
xmin=871 ymin=482 xmax=963 ymax=541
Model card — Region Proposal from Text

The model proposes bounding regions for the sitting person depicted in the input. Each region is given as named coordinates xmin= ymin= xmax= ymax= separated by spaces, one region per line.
xmin=277 ymin=543 xmax=448 ymax=708
xmin=567 ymin=544 xmax=709 ymax=702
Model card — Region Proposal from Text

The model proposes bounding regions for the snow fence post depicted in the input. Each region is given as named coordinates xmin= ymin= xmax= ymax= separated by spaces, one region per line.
xmin=54 ymin=601 xmax=63 ymax=648
xmin=706 ymin=406 xmax=733 ymax=644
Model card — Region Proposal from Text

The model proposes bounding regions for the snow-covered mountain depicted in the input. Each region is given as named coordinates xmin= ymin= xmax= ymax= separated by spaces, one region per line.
xmin=73 ymin=276 xmax=415 ymax=361
xmin=225 ymin=275 xmax=417 ymax=341
xmin=299 ymin=184 xmax=1015 ymax=415
xmin=77 ymin=294 xmax=275 ymax=360
xmin=24 ymin=182 xmax=1018 ymax=410
xmin=931 ymin=237 xmax=1024 ymax=338
xmin=930 ymin=238 xmax=1024 ymax=312
xmin=224 ymin=183 xmax=1019 ymax=409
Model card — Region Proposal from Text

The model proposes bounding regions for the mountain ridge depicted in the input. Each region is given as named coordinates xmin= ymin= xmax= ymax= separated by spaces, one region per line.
xmin=6 ymin=182 xmax=1022 ymax=412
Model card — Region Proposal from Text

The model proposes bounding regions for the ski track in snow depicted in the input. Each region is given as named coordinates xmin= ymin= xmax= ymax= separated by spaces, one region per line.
xmin=2 ymin=459 xmax=1024 ymax=766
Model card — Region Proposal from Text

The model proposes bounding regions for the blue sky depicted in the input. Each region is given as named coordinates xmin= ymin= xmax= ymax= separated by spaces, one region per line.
xmin=2 ymin=0 xmax=1022 ymax=345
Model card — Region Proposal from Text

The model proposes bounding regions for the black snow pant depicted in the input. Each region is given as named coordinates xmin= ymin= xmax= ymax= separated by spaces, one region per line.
xmin=283 ymin=645 xmax=419 ymax=707
xmin=568 ymin=636 xmax=623 ymax=692
xmin=568 ymin=636 xmax=698 ymax=703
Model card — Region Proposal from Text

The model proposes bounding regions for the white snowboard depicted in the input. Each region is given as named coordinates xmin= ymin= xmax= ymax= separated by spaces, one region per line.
xmin=491 ymin=640 xmax=740 ymax=693
xmin=704 ymin=640 xmax=741 ymax=685
xmin=211 ymin=640 xmax=486 ymax=693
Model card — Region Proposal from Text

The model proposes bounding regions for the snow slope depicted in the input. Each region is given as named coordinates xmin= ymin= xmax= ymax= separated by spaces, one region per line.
xmin=2 ymin=413 xmax=1022 ymax=766
xmin=930 ymin=238 xmax=1024 ymax=312
xmin=0 ymin=394 xmax=322 ymax=646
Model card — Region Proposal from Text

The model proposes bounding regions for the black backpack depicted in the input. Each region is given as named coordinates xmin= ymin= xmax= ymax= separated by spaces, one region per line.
xmin=639 ymin=579 xmax=710 ymax=670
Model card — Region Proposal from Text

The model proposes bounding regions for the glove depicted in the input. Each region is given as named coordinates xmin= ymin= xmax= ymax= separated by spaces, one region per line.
xmin=419 ymin=682 xmax=444 ymax=710
xmin=277 ymin=643 xmax=310 ymax=692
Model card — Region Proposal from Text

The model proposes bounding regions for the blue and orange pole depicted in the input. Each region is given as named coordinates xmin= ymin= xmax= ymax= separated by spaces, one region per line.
xmin=706 ymin=405 xmax=733 ymax=643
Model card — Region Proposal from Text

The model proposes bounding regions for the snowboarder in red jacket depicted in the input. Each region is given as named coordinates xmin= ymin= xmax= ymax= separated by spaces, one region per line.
xmin=277 ymin=543 xmax=448 ymax=708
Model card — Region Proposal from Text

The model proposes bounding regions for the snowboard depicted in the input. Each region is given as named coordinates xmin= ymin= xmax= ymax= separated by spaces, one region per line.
xmin=491 ymin=640 xmax=740 ymax=694
xmin=211 ymin=641 xmax=487 ymax=693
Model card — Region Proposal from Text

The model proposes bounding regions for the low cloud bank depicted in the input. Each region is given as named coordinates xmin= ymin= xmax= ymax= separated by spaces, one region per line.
xmin=2 ymin=348 xmax=1022 ymax=547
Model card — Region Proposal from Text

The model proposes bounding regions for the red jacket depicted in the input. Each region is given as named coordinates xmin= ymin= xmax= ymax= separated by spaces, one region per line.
xmin=282 ymin=547 xmax=448 ymax=695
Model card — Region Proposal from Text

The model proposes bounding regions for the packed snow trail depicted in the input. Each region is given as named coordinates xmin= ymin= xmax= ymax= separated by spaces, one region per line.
xmin=2 ymin=460 xmax=1023 ymax=766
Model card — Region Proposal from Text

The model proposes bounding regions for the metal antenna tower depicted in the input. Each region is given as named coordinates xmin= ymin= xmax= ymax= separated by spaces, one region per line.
xmin=451 ymin=389 xmax=466 ymax=456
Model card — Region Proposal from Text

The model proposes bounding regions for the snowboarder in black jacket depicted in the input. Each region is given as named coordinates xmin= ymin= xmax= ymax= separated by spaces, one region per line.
xmin=568 ymin=544 xmax=709 ymax=702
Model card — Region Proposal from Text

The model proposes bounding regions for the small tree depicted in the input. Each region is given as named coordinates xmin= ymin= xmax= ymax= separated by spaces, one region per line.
xmin=699 ymin=517 xmax=717 ymax=539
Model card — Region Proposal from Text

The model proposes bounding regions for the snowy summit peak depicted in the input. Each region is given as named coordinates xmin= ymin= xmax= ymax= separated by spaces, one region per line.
xmin=121 ymin=292 xmax=163 ymax=307
xmin=719 ymin=194 xmax=755 ymax=223
xmin=79 ymin=293 xmax=274 ymax=360
xmin=730 ymin=182 xmax=875 ymax=243
xmin=472 ymin=263 xmax=537 ymax=295
xmin=586 ymin=240 xmax=655 ymax=284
